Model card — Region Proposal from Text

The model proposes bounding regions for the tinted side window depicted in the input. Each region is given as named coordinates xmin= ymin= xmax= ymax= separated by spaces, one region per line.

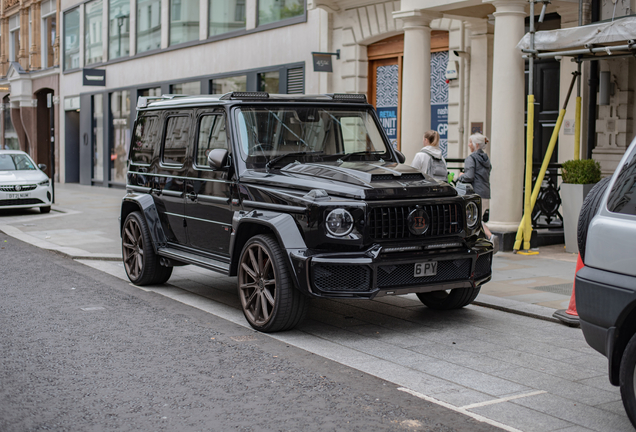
xmin=162 ymin=116 xmax=191 ymax=166
xmin=130 ymin=115 xmax=158 ymax=165
xmin=196 ymin=115 xmax=227 ymax=166
xmin=607 ymin=152 xmax=636 ymax=216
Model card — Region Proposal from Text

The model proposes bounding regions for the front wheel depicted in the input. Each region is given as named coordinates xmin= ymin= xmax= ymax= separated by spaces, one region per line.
xmin=238 ymin=234 xmax=309 ymax=332
xmin=416 ymin=286 xmax=481 ymax=310
xmin=620 ymin=333 xmax=636 ymax=428
xmin=40 ymin=206 xmax=51 ymax=214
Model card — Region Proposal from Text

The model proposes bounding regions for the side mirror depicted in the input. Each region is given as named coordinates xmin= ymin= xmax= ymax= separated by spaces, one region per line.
xmin=395 ymin=151 xmax=406 ymax=164
xmin=207 ymin=148 xmax=229 ymax=170
xmin=38 ymin=163 xmax=47 ymax=171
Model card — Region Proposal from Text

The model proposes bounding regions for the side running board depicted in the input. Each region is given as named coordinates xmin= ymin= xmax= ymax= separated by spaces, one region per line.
xmin=157 ymin=247 xmax=231 ymax=275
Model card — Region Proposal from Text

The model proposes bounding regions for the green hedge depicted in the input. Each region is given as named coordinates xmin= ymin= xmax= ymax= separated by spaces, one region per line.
xmin=561 ymin=159 xmax=602 ymax=184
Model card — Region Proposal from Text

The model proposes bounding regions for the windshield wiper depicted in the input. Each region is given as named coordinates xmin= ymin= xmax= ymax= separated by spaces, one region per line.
xmin=337 ymin=150 xmax=384 ymax=162
xmin=265 ymin=151 xmax=323 ymax=172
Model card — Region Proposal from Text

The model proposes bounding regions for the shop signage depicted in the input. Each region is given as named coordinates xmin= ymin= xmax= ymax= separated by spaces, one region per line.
xmin=311 ymin=50 xmax=340 ymax=73
xmin=83 ymin=69 xmax=106 ymax=86
xmin=377 ymin=107 xmax=398 ymax=148
xmin=431 ymin=104 xmax=448 ymax=154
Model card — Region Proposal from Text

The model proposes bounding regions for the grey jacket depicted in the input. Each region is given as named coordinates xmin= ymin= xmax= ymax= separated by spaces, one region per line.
xmin=462 ymin=149 xmax=491 ymax=199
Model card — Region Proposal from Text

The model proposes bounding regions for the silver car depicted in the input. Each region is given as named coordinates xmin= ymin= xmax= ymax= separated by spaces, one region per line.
xmin=576 ymin=135 xmax=636 ymax=429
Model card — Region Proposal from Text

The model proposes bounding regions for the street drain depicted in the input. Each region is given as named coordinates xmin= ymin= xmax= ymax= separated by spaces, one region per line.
xmin=80 ymin=306 xmax=106 ymax=311
xmin=532 ymin=283 xmax=573 ymax=296
xmin=230 ymin=335 xmax=258 ymax=342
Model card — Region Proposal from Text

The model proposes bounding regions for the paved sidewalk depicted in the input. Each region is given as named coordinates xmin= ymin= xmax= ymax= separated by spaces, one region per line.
xmin=0 ymin=183 xmax=578 ymax=321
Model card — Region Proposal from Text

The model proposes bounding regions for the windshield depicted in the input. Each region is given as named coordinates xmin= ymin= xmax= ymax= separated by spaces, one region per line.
xmin=236 ymin=106 xmax=390 ymax=168
xmin=0 ymin=153 xmax=37 ymax=171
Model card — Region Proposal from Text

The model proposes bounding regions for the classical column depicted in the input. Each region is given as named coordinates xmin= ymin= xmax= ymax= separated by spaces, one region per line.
xmin=54 ymin=0 xmax=61 ymax=65
xmin=485 ymin=0 xmax=526 ymax=234
xmin=393 ymin=10 xmax=440 ymax=164
xmin=1 ymin=18 xmax=9 ymax=75
xmin=19 ymin=7 xmax=30 ymax=70
xmin=30 ymin=1 xmax=42 ymax=70
xmin=466 ymin=20 xmax=493 ymax=143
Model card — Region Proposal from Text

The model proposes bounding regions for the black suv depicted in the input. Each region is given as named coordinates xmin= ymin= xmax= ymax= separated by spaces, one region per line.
xmin=120 ymin=92 xmax=493 ymax=332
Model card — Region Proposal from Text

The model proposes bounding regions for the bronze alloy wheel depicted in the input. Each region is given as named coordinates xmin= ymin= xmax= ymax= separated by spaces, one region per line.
xmin=237 ymin=234 xmax=310 ymax=332
xmin=238 ymin=241 xmax=276 ymax=327
xmin=123 ymin=216 xmax=145 ymax=280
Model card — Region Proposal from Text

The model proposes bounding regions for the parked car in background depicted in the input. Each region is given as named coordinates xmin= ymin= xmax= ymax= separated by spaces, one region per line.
xmin=120 ymin=93 xmax=494 ymax=333
xmin=576 ymin=135 xmax=636 ymax=429
xmin=0 ymin=150 xmax=52 ymax=213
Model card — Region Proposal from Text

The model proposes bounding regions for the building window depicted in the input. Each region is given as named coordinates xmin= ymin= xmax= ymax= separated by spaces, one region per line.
xmin=258 ymin=71 xmax=279 ymax=93
xmin=169 ymin=0 xmax=199 ymax=46
xmin=85 ymin=0 xmax=104 ymax=65
xmin=8 ymin=14 xmax=20 ymax=63
xmin=258 ymin=0 xmax=303 ymax=26
xmin=209 ymin=0 xmax=245 ymax=37
xmin=109 ymin=0 xmax=130 ymax=60
xmin=64 ymin=8 xmax=80 ymax=70
xmin=171 ymin=81 xmax=200 ymax=94
xmin=2 ymin=97 xmax=19 ymax=150
xmin=211 ymin=76 xmax=246 ymax=94
xmin=42 ymin=15 xmax=56 ymax=68
xmin=139 ymin=87 xmax=161 ymax=97
xmin=92 ymin=94 xmax=104 ymax=182
xmin=110 ymin=90 xmax=130 ymax=184
xmin=137 ymin=0 xmax=161 ymax=53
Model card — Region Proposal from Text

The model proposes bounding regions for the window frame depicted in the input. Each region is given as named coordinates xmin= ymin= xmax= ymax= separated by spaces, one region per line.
xmin=256 ymin=0 xmax=306 ymax=29
xmin=63 ymin=7 xmax=81 ymax=72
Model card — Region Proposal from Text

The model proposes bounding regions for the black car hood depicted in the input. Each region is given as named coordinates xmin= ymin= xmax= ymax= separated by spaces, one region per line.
xmin=240 ymin=161 xmax=457 ymax=200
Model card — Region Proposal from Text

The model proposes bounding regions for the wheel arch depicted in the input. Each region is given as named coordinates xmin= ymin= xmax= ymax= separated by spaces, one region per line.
xmin=120 ymin=194 xmax=167 ymax=252
xmin=610 ymin=302 xmax=636 ymax=385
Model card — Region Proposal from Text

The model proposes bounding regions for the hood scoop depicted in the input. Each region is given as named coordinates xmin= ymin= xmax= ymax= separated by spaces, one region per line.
xmin=281 ymin=162 xmax=428 ymax=186
xmin=371 ymin=173 xmax=424 ymax=182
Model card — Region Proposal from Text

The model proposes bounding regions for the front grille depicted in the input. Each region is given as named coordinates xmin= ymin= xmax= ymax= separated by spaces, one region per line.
xmin=372 ymin=173 xmax=424 ymax=181
xmin=0 ymin=184 xmax=37 ymax=192
xmin=377 ymin=259 xmax=471 ymax=288
xmin=0 ymin=198 xmax=44 ymax=206
xmin=368 ymin=203 xmax=463 ymax=240
xmin=474 ymin=253 xmax=492 ymax=279
xmin=313 ymin=264 xmax=372 ymax=292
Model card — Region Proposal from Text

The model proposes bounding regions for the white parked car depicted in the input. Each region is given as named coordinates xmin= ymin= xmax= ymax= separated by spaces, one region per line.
xmin=0 ymin=150 xmax=53 ymax=213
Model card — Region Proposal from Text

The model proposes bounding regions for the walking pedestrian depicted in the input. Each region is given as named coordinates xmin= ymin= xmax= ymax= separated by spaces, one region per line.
xmin=411 ymin=130 xmax=448 ymax=182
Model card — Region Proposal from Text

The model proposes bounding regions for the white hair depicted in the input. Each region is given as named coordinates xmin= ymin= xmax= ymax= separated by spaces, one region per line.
xmin=469 ymin=133 xmax=489 ymax=150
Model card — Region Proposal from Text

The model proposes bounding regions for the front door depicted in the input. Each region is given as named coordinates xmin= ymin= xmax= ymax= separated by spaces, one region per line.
xmin=184 ymin=110 xmax=234 ymax=257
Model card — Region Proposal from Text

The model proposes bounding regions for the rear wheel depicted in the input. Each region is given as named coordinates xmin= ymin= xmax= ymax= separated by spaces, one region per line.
xmin=122 ymin=211 xmax=172 ymax=285
xmin=238 ymin=234 xmax=309 ymax=332
xmin=620 ymin=333 xmax=636 ymax=428
xmin=416 ymin=286 xmax=481 ymax=310
xmin=577 ymin=177 xmax=610 ymax=262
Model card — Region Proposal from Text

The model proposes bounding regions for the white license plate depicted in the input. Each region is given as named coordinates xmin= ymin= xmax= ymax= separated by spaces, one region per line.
xmin=414 ymin=261 xmax=438 ymax=277
xmin=7 ymin=193 xmax=30 ymax=199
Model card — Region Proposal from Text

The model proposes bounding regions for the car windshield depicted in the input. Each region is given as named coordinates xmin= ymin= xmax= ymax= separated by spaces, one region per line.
xmin=0 ymin=153 xmax=37 ymax=171
xmin=236 ymin=106 xmax=391 ymax=168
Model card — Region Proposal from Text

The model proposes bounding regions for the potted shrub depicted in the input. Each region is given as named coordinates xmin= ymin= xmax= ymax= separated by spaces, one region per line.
xmin=560 ymin=159 xmax=602 ymax=253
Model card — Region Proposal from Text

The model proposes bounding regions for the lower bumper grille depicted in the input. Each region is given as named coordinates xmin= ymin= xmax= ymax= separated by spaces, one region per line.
xmin=0 ymin=198 xmax=44 ymax=206
xmin=474 ymin=253 xmax=492 ymax=279
xmin=313 ymin=264 xmax=372 ymax=292
xmin=377 ymin=259 xmax=471 ymax=288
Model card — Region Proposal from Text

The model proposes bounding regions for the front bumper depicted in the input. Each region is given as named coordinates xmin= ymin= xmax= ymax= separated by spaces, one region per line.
xmin=288 ymin=238 xmax=493 ymax=299
xmin=0 ymin=184 xmax=52 ymax=210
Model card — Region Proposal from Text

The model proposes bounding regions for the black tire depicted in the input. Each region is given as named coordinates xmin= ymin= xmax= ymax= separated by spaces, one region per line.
xmin=237 ymin=234 xmax=309 ymax=332
xmin=416 ymin=286 xmax=481 ymax=310
xmin=121 ymin=211 xmax=173 ymax=285
xmin=577 ymin=177 xmax=611 ymax=262
xmin=40 ymin=206 xmax=51 ymax=214
xmin=619 ymin=333 xmax=636 ymax=429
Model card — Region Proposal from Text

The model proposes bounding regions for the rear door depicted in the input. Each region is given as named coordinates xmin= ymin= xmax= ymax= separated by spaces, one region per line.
xmin=183 ymin=109 xmax=234 ymax=257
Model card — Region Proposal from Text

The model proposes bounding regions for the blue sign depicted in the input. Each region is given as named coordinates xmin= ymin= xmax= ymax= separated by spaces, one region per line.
xmin=431 ymin=103 xmax=448 ymax=157
xmin=377 ymin=106 xmax=398 ymax=148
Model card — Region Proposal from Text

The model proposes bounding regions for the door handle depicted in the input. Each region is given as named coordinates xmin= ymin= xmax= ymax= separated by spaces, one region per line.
xmin=187 ymin=192 xmax=197 ymax=202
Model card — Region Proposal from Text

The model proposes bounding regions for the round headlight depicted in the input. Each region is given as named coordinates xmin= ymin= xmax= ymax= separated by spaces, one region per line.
xmin=325 ymin=209 xmax=354 ymax=237
xmin=466 ymin=202 xmax=479 ymax=229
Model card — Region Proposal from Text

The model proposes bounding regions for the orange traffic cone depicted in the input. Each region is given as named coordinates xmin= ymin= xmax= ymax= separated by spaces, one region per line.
xmin=553 ymin=252 xmax=584 ymax=326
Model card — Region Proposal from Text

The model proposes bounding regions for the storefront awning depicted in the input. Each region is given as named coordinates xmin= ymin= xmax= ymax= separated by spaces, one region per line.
xmin=516 ymin=16 xmax=636 ymax=59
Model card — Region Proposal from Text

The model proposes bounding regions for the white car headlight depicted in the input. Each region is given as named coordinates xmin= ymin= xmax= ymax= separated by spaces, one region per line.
xmin=38 ymin=179 xmax=50 ymax=187
xmin=325 ymin=209 xmax=354 ymax=237
xmin=466 ymin=202 xmax=480 ymax=229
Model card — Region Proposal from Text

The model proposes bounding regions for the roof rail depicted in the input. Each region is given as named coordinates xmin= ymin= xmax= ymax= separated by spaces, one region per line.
xmin=137 ymin=94 xmax=190 ymax=108
xmin=219 ymin=91 xmax=269 ymax=100
xmin=327 ymin=93 xmax=367 ymax=102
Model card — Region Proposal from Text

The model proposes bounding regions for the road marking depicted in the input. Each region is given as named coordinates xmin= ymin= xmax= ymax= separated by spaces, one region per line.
xmin=460 ymin=390 xmax=547 ymax=410
xmin=397 ymin=387 xmax=525 ymax=432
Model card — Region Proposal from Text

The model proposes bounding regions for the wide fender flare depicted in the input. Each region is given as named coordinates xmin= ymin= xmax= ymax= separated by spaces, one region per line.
xmin=230 ymin=210 xmax=308 ymax=290
xmin=121 ymin=194 xmax=168 ymax=253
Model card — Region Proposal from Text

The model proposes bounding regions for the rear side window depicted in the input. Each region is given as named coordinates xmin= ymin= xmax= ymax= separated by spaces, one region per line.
xmin=130 ymin=115 xmax=158 ymax=165
xmin=196 ymin=115 xmax=227 ymax=166
xmin=607 ymin=152 xmax=636 ymax=216
xmin=162 ymin=116 xmax=191 ymax=166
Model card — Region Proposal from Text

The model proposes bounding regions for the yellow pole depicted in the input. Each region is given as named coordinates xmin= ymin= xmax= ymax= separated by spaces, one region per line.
xmin=513 ymin=95 xmax=535 ymax=252
xmin=530 ymin=109 xmax=566 ymax=208
xmin=574 ymin=96 xmax=581 ymax=160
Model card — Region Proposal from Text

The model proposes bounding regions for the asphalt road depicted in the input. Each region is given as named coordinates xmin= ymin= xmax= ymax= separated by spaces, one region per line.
xmin=0 ymin=232 xmax=499 ymax=432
